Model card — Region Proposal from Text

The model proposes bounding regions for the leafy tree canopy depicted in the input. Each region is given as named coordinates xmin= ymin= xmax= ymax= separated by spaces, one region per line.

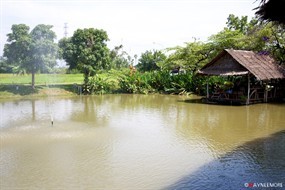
xmin=136 ymin=50 xmax=166 ymax=72
xmin=165 ymin=41 xmax=214 ymax=73
xmin=59 ymin=28 xmax=111 ymax=78
xmin=3 ymin=24 xmax=58 ymax=88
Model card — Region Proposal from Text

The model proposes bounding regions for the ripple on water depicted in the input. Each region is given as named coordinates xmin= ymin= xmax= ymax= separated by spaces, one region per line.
xmin=1 ymin=95 xmax=285 ymax=189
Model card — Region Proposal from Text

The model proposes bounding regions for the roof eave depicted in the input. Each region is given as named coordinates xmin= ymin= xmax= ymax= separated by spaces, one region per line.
xmin=197 ymin=70 xmax=249 ymax=76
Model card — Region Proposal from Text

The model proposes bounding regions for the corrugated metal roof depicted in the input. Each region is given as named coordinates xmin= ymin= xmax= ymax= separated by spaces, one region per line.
xmin=198 ymin=49 xmax=285 ymax=80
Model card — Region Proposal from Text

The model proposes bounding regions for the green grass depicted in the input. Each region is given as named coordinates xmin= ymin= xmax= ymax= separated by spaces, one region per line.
xmin=0 ymin=73 xmax=84 ymax=85
xmin=0 ymin=71 xmax=127 ymax=98
xmin=0 ymin=73 xmax=84 ymax=98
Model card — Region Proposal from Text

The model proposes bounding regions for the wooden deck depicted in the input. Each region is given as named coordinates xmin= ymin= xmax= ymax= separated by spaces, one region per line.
xmin=203 ymin=86 xmax=283 ymax=105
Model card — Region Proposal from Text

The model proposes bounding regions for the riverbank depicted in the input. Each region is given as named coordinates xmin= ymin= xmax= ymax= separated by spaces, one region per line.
xmin=0 ymin=72 xmax=118 ymax=98
xmin=0 ymin=73 xmax=84 ymax=85
xmin=0 ymin=73 xmax=83 ymax=99
xmin=0 ymin=71 xmax=196 ymax=98
xmin=0 ymin=84 xmax=78 ymax=99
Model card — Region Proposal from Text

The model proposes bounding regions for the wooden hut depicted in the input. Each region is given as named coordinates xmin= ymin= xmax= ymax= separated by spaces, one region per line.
xmin=198 ymin=49 xmax=285 ymax=105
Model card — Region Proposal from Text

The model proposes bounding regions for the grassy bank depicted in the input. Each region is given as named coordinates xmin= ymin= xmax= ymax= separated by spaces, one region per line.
xmin=0 ymin=71 xmax=124 ymax=98
xmin=0 ymin=70 xmax=206 ymax=98
xmin=0 ymin=74 xmax=84 ymax=98
xmin=0 ymin=73 xmax=84 ymax=85
xmin=0 ymin=84 xmax=79 ymax=98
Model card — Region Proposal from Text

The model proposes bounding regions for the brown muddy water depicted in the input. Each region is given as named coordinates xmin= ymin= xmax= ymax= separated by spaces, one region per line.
xmin=0 ymin=94 xmax=284 ymax=189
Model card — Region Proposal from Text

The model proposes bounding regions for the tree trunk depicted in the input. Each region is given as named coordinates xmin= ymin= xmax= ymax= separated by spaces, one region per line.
xmin=83 ymin=69 xmax=90 ymax=94
xmin=31 ymin=66 xmax=35 ymax=89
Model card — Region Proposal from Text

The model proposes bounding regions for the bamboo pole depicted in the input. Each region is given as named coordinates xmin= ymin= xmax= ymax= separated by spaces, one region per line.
xmin=247 ymin=74 xmax=250 ymax=105
xmin=264 ymin=83 xmax=268 ymax=103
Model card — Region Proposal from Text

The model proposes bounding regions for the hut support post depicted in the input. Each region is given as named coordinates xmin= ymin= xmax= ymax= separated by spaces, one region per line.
xmin=206 ymin=78 xmax=209 ymax=98
xmin=246 ymin=74 xmax=250 ymax=105
xmin=264 ymin=83 xmax=268 ymax=103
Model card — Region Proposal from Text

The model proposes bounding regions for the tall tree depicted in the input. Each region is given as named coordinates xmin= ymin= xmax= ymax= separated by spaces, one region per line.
xmin=224 ymin=14 xmax=285 ymax=64
xmin=3 ymin=24 xmax=30 ymax=73
xmin=208 ymin=15 xmax=262 ymax=53
xmin=208 ymin=28 xmax=247 ymax=53
xmin=208 ymin=14 xmax=279 ymax=55
xmin=137 ymin=50 xmax=166 ymax=72
xmin=165 ymin=14 xmax=284 ymax=73
xmin=29 ymin=24 xmax=58 ymax=85
xmin=226 ymin=14 xmax=249 ymax=34
xmin=59 ymin=28 xmax=111 ymax=90
xmin=166 ymin=41 xmax=214 ymax=73
xmin=4 ymin=24 xmax=58 ymax=88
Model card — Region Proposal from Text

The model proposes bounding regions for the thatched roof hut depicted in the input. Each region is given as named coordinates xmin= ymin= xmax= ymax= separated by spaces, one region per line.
xmin=199 ymin=49 xmax=285 ymax=81
xmin=255 ymin=0 xmax=285 ymax=24
xmin=198 ymin=49 xmax=285 ymax=105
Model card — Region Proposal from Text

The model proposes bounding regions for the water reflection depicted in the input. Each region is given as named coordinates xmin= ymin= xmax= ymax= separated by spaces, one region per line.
xmin=165 ymin=130 xmax=285 ymax=190
xmin=0 ymin=95 xmax=284 ymax=189
xmin=172 ymin=100 xmax=285 ymax=154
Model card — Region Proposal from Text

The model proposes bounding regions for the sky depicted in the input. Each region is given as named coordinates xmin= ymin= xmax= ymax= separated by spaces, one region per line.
xmin=1 ymin=0 xmax=259 ymax=58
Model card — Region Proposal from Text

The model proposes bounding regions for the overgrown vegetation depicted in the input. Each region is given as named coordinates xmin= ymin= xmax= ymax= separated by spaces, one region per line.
xmin=80 ymin=69 xmax=227 ymax=96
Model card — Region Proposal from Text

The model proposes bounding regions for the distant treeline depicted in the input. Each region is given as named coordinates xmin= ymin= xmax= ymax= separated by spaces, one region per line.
xmin=1 ymin=14 xmax=284 ymax=94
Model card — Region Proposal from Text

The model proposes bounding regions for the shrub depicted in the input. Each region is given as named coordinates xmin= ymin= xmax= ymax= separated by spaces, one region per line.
xmin=118 ymin=72 xmax=154 ymax=94
xmin=86 ymin=75 xmax=114 ymax=94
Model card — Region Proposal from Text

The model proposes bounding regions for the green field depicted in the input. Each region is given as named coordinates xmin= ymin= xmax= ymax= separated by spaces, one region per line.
xmin=0 ymin=74 xmax=84 ymax=85
xmin=0 ymin=71 xmax=125 ymax=98
xmin=0 ymin=74 xmax=86 ymax=98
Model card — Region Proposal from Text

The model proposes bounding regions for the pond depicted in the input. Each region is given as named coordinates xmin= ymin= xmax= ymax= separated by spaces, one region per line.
xmin=1 ymin=94 xmax=284 ymax=189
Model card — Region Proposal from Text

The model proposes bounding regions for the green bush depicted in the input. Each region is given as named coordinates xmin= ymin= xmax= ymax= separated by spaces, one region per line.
xmin=86 ymin=75 xmax=114 ymax=94
xmin=147 ymin=71 xmax=195 ymax=95
xmin=118 ymin=72 xmax=154 ymax=94
xmin=118 ymin=71 xmax=200 ymax=95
